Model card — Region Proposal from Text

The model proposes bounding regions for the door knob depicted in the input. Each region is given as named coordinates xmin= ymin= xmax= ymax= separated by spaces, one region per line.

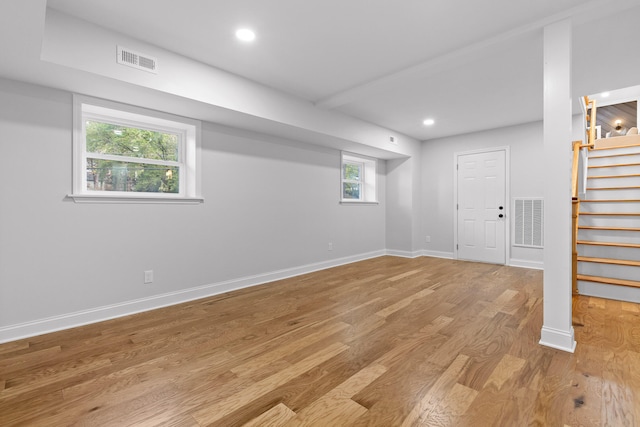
xmin=499 ymin=206 xmax=504 ymax=210
xmin=499 ymin=214 xmax=504 ymax=218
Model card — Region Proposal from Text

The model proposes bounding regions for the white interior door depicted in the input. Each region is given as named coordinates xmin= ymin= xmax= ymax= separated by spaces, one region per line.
xmin=456 ymin=149 xmax=506 ymax=264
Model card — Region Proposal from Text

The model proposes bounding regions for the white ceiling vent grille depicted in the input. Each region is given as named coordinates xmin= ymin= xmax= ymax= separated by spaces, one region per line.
xmin=513 ymin=198 xmax=543 ymax=248
xmin=117 ymin=46 xmax=158 ymax=74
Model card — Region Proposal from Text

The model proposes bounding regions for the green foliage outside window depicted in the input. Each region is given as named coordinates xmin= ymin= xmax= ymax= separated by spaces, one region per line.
xmin=343 ymin=163 xmax=361 ymax=181
xmin=343 ymin=182 xmax=361 ymax=199
xmin=85 ymin=121 xmax=179 ymax=193
xmin=342 ymin=162 xmax=362 ymax=199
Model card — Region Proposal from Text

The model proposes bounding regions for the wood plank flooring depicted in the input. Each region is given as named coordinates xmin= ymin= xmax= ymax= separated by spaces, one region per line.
xmin=1 ymin=256 xmax=639 ymax=426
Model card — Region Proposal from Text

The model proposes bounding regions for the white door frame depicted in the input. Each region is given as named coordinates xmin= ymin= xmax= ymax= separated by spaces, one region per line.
xmin=453 ymin=146 xmax=510 ymax=264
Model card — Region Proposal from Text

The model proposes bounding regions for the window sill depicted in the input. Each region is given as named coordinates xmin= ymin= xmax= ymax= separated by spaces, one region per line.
xmin=67 ymin=194 xmax=204 ymax=204
xmin=340 ymin=200 xmax=379 ymax=205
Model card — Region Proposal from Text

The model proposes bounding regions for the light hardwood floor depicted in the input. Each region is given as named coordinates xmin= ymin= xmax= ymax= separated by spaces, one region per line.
xmin=1 ymin=256 xmax=639 ymax=426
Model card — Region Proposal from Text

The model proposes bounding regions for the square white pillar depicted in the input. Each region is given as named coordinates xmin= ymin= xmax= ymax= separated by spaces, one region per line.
xmin=540 ymin=19 xmax=576 ymax=353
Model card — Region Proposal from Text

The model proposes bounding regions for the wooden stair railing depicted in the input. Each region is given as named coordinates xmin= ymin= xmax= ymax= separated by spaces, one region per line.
xmin=572 ymin=140 xmax=581 ymax=295
xmin=571 ymin=97 xmax=597 ymax=295
xmin=584 ymin=95 xmax=597 ymax=148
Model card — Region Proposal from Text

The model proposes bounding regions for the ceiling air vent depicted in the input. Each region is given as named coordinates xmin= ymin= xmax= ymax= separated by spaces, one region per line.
xmin=116 ymin=46 xmax=158 ymax=74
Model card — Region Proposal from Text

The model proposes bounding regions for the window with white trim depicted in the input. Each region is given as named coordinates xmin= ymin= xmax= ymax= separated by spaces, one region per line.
xmin=71 ymin=95 xmax=202 ymax=203
xmin=341 ymin=152 xmax=377 ymax=203
xmin=342 ymin=159 xmax=363 ymax=200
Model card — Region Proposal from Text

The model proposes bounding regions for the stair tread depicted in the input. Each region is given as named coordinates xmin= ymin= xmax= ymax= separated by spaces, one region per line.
xmin=592 ymin=144 xmax=640 ymax=151
xmin=581 ymin=199 xmax=640 ymax=202
xmin=587 ymin=173 xmax=640 ymax=179
xmin=589 ymin=163 xmax=640 ymax=168
xmin=579 ymin=212 xmax=640 ymax=216
xmin=586 ymin=186 xmax=640 ymax=190
xmin=578 ymin=225 xmax=640 ymax=231
xmin=577 ymin=274 xmax=640 ymax=288
xmin=577 ymin=240 xmax=640 ymax=248
xmin=578 ymin=256 xmax=640 ymax=266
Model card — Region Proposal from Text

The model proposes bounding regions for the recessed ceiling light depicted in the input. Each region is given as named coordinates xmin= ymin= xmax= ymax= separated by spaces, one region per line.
xmin=423 ymin=118 xmax=435 ymax=126
xmin=601 ymin=91 xmax=610 ymax=98
xmin=235 ymin=28 xmax=256 ymax=42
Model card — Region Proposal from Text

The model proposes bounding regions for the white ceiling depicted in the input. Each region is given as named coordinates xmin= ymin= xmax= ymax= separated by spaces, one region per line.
xmin=2 ymin=0 xmax=640 ymax=143
xmin=47 ymin=0 xmax=588 ymax=100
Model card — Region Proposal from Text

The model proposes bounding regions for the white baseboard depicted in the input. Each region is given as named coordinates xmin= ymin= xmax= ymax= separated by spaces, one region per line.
xmin=508 ymin=258 xmax=544 ymax=270
xmin=0 ymin=250 xmax=385 ymax=344
xmin=386 ymin=249 xmax=454 ymax=259
xmin=0 ymin=248 xmax=551 ymax=344
xmin=385 ymin=249 xmax=423 ymax=258
xmin=539 ymin=325 xmax=576 ymax=353
xmin=422 ymin=250 xmax=454 ymax=260
xmin=389 ymin=251 xmax=538 ymax=267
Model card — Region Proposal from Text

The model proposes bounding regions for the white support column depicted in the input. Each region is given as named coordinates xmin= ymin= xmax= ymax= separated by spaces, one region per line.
xmin=540 ymin=19 xmax=576 ymax=353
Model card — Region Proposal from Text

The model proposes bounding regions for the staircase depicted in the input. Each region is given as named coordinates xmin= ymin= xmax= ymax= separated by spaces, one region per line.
xmin=576 ymin=142 xmax=640 ymax=302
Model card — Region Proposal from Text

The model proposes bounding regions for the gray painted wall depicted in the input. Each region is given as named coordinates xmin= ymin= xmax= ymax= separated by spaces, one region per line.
xmin=421 ymin=121 xmax=545 ymax=266
xmin=0 ymin=79 xmax=554 ymax=340
xmin=0 ymin=80 xmax=387 ymax=333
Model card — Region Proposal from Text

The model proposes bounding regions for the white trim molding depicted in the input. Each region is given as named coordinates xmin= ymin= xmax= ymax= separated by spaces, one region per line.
xmin=72 ymin=94 xmax=202 ymax=202
xmin=67 ymin=194 xmax=204 ymax=204
xmin=339 ymin=201 xmax=380 ymax=206
xmin=340 ymin=151 xmax=378 ymax=203
xmin=0 ymin=249 xmax=549 ymax=344
xmin=386 ymin=249 xmax=423 ymax=258
xmin=422 ymin=250 xmax=454 ymax=260
xmin=0 ymin=250 xmax=384 ymax=344
xmin=539 ymin=325 xmax=576 ymax=353
xmin=508 ymin=258 xmax=544 ymax=270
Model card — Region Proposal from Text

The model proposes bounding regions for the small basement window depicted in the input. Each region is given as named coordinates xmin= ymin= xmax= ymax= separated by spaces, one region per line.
xmin=70 ymin=95 xmax=202 ymax=203
xmin=341 ymin=152 xmax=377 ymax=203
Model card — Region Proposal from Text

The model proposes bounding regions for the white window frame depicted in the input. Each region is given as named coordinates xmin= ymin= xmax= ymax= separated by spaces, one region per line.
xmin=341 ymin=152 xmax=378 ymax=204
xmin=69 ymin=95 xmax=203 ymax=204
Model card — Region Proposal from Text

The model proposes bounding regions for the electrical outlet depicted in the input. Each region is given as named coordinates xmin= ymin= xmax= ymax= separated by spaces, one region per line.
xmin=144 ymin=270 xmax=153 ymax=284
xmin=328 ymin=242 xmax=333 ymax=251
xmin=426 ymin=236 xmax=431 ymax=243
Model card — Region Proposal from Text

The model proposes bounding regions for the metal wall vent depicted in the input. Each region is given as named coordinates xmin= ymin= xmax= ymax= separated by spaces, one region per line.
xmin=513 ymin=198 xmax=544 ymax=248
xmin=116 ymin=46 xmax=158 ymax=74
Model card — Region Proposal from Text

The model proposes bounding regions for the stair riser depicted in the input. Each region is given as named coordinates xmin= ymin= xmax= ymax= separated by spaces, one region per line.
xmin=578 ymin=262 xmax=639 ymax=281
xmin=578 ymin=229 xmax=640 ymax=244
xmin=580 ymin=202 xmax=640 ymax=213
xmin=589 ymin=153 xmax=640 ymax=167
xmin=588 ymin=165 xmax=640 ymax=176
xmin=587 ymin=176 xmax=640 ymax=187
xmin=577 ymin=281 xmax=640 ymax=303
xmin=579 ymin=216 xmax=640 ymax=227
xmin=586 ymin=188 xmax=640 ymax=200
xmin=578 ymin=245 xmax=640 ymax=259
